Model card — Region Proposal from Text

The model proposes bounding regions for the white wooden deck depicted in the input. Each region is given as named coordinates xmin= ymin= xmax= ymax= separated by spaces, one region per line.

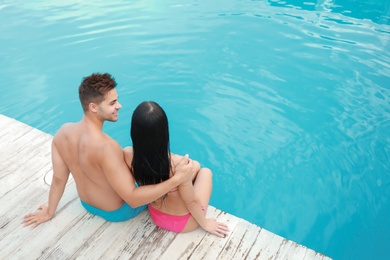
xmin=0 ymin=114 xmax=331 ymax=260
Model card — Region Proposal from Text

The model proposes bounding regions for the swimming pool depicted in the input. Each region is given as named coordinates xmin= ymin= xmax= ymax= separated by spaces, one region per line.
xmin=1 ymin=0 xmax=389 ymax=259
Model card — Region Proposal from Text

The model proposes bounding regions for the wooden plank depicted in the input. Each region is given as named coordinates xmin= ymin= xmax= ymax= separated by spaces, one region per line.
xmin=272 ymin=239 xmax=296 ymax=260
xmin=97 ymin=211 xmax=160 ymax=259
xmin=0 ymin=156 xmax=52 ymax=197
xmin=71 ymin=210 xmax=151 ymax=259
xmin=0 ymin=183 xmax=80 ymax=258
xmin=0 ymin=119 xmax=52 ymax=183
xmin=3 ymin=195 xmax=84 ymax=259
xmin=264 ymin=232 xmax=291 ymax=259
xmin=283 ymin=243 xmax=310 ymax=260
xmin=179 ymin=210 xmax=241 ymax=259
xmin=0 ymin=115 xmax=20 ymax=137
xmin=0 ymin=119 xmax=77 ymax=257
xmin=0 ymin=119 xmax=50 ymax=153
xmin=307 ymin=250 xmax=328 ymax=260
xmin=217 ymin=219 xmax=261 ymax=259
xmin=38 ymin=212 xmax=108 ymax=258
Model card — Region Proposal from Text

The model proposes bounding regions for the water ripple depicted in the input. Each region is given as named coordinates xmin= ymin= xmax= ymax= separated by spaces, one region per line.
xmin=1 ymin=1 xmax=390 ymax=259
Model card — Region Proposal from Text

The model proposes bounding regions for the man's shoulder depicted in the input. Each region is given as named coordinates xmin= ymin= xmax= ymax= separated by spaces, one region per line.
xmin=57 ymin=122 xmax=77 ymax=133
xmin=97 ymin=138 xmax=125 ymax=168
xmin=53 ymin=122 xmax=77 ymax=140
xmin=101 ymin=132 xmax=120 ymax=145
xmin=100 ymin=135 xmax=122 ymax=154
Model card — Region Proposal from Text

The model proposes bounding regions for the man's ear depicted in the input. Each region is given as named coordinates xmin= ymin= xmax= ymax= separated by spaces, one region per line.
xmin=89 ymin=103 xmax=98 ymax=113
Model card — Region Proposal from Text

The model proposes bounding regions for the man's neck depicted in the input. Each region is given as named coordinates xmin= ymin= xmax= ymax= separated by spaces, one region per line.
xmin=82 ymin=114 xmax=104 ymax=131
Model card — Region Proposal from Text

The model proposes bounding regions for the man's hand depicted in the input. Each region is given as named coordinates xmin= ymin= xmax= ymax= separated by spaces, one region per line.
xmin=23 ymin=205 xmax=53 ymax=229
xmin=174 ymin=155 xmax=193 ymax=184
xmin=202 ymin=218 xmax=230 ymax=238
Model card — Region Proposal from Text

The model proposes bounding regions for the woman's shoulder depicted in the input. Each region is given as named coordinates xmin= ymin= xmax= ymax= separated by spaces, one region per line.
xmin=123 ymin=146 xmax=133 ymax=166
xmin=170 ymin=153 xmax=187 ymax=175
xmin=170 ymin=153 xmax=185 ymax=165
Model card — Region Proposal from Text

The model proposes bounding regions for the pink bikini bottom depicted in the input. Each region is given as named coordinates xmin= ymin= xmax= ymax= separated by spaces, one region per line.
xmin=148 ymin=204 xmax=191 ymax=233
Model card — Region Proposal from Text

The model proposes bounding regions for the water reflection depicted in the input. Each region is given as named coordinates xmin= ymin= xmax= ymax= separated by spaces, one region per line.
xmin=268 ymin=0 xmax=390 ymax=25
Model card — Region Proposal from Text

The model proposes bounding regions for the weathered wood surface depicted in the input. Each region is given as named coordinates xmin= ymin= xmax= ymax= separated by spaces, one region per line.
xmin=0 ymin=114 xmax=331 ymax=260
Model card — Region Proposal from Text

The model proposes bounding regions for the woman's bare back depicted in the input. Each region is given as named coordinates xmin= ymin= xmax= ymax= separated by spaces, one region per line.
xmin=145 ymin=154 xmax=190 ymax=215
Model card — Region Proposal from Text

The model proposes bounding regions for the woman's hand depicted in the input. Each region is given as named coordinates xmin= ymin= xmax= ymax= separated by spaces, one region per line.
xmin=173 ymin=155 xmax=193 ymax=184
xmin=202 ymin=218 xmax=230 ymax=238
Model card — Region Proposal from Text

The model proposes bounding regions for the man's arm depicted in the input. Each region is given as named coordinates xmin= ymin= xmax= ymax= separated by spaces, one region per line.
xmin=23 ymin=138 xmax=70 ymax=229
xmin=102 ymin=143 xmax=193 ymax=208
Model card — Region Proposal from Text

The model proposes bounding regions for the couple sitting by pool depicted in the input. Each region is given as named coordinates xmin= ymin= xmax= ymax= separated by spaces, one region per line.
xmin=23 ymin=73 xmax=229 ymax=238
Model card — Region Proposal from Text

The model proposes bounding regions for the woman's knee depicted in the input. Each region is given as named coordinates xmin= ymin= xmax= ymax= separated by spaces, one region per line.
xmin=200 ymin=167 xmax=212 ymax=177
xmin=198 ymin=168 xmax=212 ymax=182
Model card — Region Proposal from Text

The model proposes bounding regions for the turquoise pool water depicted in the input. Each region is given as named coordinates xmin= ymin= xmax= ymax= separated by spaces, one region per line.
xmin=1 ymin=1 xmax=389 ymax=259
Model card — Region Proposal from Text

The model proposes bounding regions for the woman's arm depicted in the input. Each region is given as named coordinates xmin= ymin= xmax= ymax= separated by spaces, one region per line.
xmin=178 ymin=180 xmax=229 ymax=237
xmin=177 ymin=156 xmax=229 ymax=238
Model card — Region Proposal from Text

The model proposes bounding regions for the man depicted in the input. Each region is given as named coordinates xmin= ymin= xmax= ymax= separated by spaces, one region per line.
xmin=23 ymin=73 xmax=193 ymax=228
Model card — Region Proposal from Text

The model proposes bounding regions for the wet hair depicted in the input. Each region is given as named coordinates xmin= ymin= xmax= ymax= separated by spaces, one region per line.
xmin=78 ymin=73 xmax=117 ymax=112
xmin=131 ymin=101 xmax=171 ymax=186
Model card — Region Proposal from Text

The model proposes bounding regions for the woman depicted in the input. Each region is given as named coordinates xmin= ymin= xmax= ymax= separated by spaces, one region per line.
xmin=124 ymin=101 xmax=229 ymax=237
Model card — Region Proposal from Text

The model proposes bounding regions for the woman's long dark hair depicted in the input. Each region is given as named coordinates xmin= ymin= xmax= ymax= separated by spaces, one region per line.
xmin=131 ymin=101 xmax=171 ymax=186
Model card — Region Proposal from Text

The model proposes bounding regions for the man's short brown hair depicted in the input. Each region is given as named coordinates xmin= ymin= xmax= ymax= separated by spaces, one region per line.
xmin=78 ymin=73 xmax=117 ymax=112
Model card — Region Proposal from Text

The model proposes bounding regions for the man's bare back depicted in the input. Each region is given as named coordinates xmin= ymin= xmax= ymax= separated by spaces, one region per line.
xmin=54 ymin=121 xmax=125 ymax=211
